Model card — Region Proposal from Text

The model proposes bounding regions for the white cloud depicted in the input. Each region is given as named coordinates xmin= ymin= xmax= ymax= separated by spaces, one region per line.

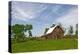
xmin=12 ymin=7 xmax=35 ymax=21
xmin=54 ymin=8 xmax=78 ymax=35
xmin=11 ymin=2 xmax=48 ymax=21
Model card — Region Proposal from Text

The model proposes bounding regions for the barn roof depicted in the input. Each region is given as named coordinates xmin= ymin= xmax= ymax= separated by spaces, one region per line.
xmin=46 ymin=25 xmax=58 ymax=34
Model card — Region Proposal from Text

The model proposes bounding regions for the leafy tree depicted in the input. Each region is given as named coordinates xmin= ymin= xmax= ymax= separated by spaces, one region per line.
xmin=28 ymin=30 xmax=32 ymax=37
xmin=68 ymin=25 xmax=73 ymax=36
xmin=50 ymin=24 xmax=55 ymax=28
xmin=12 ymin=24 xmax=24 ymax=34
xmin=44 ymin=28 xmax=49 ymax=34
xmin=12 ymin=24 xmax=33 ymax=42
xmin=25 ymin=24 xmax=32 ymax=30
xmin=74 ymin=24 xmax=78 ymax=39
xmin=75 ymin=24 xmax=78 ymax=35
xmin=25 ymin=24 xmax=33 ymax=37
xmin=11 ymin=24 xmax=25 ymax=42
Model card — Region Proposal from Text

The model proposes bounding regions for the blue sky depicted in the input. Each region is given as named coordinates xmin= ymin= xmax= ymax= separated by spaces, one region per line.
xmin=11 ymin=1 xmax=78 ymax=36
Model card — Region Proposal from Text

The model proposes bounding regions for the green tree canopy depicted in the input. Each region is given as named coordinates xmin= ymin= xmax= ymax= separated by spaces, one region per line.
xmin=68 ymin=25 xmax=73 ymax=36
xmin=44 ymin=28 xmax=49 ymax=34
xmin=11 ymin=24 xmax=25 ymax=42
xmin=25 ymin=24 xmax=33 ymax=37
xmin=75 ymin=24 xmax=78 ymax=35
xmin=11 ymin=24 xmax=33 ymax=42
xmin=12 ymin=24 xmax=25 ymax=34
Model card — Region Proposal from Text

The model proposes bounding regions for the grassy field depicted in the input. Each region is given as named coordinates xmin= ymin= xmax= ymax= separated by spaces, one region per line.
xmin=12 ymin=39 xmax=78 ymax=53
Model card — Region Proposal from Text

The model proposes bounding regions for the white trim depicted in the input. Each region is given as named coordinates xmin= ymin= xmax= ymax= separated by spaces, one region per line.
xmin=46 ymin=25 xmax=58 ymax=34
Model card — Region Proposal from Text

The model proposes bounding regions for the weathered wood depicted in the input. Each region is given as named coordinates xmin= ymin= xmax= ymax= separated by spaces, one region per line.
xmin=41 ymin=25 xmax=64 ymax=39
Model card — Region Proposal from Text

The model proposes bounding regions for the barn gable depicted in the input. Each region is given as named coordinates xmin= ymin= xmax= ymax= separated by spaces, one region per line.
xmin=46 ymin=25 xmax=58 ymax=34
xmin=41 ymin=24 xmax=64 ymax=39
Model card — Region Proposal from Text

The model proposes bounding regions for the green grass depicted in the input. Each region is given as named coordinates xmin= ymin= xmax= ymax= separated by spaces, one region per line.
xmin=12 ymin=39 xmax=78 ymax=53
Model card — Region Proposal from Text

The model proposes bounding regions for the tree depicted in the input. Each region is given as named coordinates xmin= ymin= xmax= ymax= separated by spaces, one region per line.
xmin=44 ymin=28 xmax=49 ymax=34
xmin=25 ymin=24 xmax=33 ymax=37
xmin=28 ymin=30 xmax=32 ymax=37
xmin=11 ymin=24 xmax=25 ymax=42
xmin=50 ymin=24 xmax=55 ymax=28
xmin=74 ymin=24 xmax=78 ymax=39
xmin=12 ymin=24 xmax=33 ymax=42
xmin=68 ymin=25 xmax=73 ymax=36
xmin=75 ymin=24 xmax=78 ymax=35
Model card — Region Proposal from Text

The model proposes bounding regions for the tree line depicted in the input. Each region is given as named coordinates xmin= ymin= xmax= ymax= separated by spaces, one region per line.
xmin=11 ymin=23 xmax=78 ymax=42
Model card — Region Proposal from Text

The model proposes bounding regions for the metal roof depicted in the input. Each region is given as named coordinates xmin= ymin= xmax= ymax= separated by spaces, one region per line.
xmin=46 ymin=25 xmax=58 ymax=34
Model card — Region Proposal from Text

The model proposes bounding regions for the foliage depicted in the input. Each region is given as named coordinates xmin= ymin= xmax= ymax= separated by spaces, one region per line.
xmin=11 ymin=24 xmax=33 ymax=42
xmin=44 ymin=28 xmax=49 ymax=34
xmin=25 ymin=24 xmax=33 ymax=37
xmin=50 ymin=24 xmax=55 ymax=28
xmin=12 ymin=24 xmax=25 ymax=34
xmin=11 ymin=24 xmax=25 ymax=42
xmin=28 ymin=30 xmax=32 ymax=37
xmin=68 ymin=25 xmax=73 ymax=36
xmin=25 ymin=24 xmax=33 ymax=31
xmin=75 ymin=24 xmax=78 ymax=35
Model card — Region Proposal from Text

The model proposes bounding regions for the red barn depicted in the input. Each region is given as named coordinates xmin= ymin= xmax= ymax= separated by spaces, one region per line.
xmin=41 ymin=25 xmax=64 ymax=39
